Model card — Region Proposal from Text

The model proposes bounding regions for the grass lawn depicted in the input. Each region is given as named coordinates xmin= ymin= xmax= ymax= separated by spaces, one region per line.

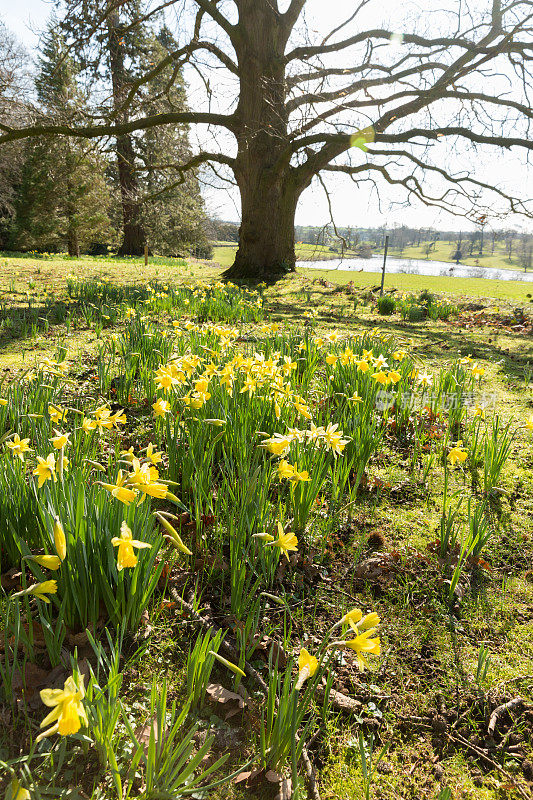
xmin=1 ymin=252 xmax=532 ymax=800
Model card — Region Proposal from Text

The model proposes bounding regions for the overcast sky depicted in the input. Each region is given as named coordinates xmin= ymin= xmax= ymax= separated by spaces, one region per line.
xmin=4 ymin=0 xmax=532 ymax=232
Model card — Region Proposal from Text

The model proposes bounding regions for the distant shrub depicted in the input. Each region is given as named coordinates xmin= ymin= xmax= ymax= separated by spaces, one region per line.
xmin=377 ymin=295 xmax=396 ymax=315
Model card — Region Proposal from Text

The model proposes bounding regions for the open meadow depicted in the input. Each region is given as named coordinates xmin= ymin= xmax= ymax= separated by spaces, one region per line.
xmin=1 ymin=252 xmax=533 ymax=800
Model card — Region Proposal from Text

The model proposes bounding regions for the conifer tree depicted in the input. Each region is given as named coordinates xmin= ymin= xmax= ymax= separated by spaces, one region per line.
xmin=11 ymin=24 xmax=113 ymax=254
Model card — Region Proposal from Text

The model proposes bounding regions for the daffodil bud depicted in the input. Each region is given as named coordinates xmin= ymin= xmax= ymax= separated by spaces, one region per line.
xmin=53 ymin=517 xmax=67 ymax=561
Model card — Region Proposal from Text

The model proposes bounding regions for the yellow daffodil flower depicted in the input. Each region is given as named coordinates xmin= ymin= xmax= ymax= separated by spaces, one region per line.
xmin=265 ymin=521 xmax=298 ymax=560
xmin=448 ymin=442 xmax=468 ymax=466
xmin=260 ymin=434 xmax=291 ymax=456
xmin=295 ymin=648 xmax=318 ymax=690
xmin=99 ymin=470 xmax=138 ymax=505
xmin=474 ymin=403 xmax=486 ymax=419
xmin=388 ymin=370 xmax=401 ymax=384
xmin=111 ymin=521 xmax=152 ymax=570
xmin=6 ymin=434 xmax=31 ymax=461
xmin=48 ymin=405 xmax=67 ymax=424
xmin=51 ymin=430 xmax=70 ymax=449
xmin=13 ymin=580 xmax=57 ymax=604
xmin=37 ymin=674 xmax=88 ymax=742
xmin=82 ymin=417 xmax=96 ymax=433
xmin=146 ymin=442 xmax=163 ymax=464
xmin=53 ymin=517 xmax=67 ymax=561
xmin=345 ymin=628 xmax=381 ymax=671
xmin=153 ymin=398 xmax=171 ymax=417
xmin=33 ymin=454 xmax=56 ymax=487
xmin=25 ymin=554 xmax=62 ymax=571
xmin=372 ymin=371 xmax=390 ymax=385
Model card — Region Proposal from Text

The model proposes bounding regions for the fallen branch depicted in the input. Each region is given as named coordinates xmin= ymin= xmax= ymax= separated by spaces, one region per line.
xmin=447 ymin=731 xmax=530 ymax=800
xmin=170 ymin=589 xmax=321 ymax=800
xmin=487 ymin=697 xmax=523 ymax=736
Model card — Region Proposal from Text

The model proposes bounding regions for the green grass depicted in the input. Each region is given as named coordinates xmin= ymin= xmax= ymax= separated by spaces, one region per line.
xmin=0 ymin=252 xmax=532 ymax=800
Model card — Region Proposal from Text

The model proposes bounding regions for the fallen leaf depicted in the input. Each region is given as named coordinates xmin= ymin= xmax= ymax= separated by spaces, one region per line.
xmin=206 ymin=683 xmax=246 ymax=719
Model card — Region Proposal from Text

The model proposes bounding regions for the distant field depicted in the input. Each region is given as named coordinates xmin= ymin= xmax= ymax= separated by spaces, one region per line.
xmin=383 ymin=240 xmax=524 ymax=271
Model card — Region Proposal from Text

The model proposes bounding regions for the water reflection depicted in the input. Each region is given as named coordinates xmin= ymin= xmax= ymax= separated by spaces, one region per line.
xmin=299 ymin=256 xmax=533 ymax=283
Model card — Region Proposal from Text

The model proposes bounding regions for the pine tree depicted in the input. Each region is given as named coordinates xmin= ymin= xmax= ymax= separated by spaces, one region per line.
xmin=11 ymin=24 xmax=113 ymax=254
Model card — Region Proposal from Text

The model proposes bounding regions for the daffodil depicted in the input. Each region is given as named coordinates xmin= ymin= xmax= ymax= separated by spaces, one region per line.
xmin=473 ymin=403 xmax=486 ymax=418
xmin=524 ymin=415 xmax=533 ymax=431
xmin=153 ymin=398 xmax=171 ymax=417
xmin=51 ymin=430 xmax=70 ymax=449
xmin=388 ymin=370 xmax=401 ymax=384
xmin=99 ymin=470 xmax=138 ymax=505
xmin=25 ymin=554 xmax=62 ymax=571
xmin=260 ymin=434 xmax=291 ymax=456
xmin=81 ymin=417 xmax=96 ymax=432
xmin=5 ymin=778 xmax=30 ymax=800
xmin=6 ymin=433 xmax=31 ymax=461
xmin=53 ymin=517 xmax=67 ymax=561
xmin=127 ymin=458 xmax=168 ymax=501
xmin=355 ymin=359 xmax=370 ymax=372
xmin=277 ymin=460 xmax=295 ymax=480
xmin=13 ymin=580 xmax=57 ymax=604
xmin=145 ymin=442 xmax=163 ymax=464
xmin=344 ymin=628 xmax=381 ymax=671
xmin=372 ymin=370 xmax=390 ymax=385
xmin=36 ymin=674 xmax=88 ymax=742
xmin=448 ymin=442 xmax=468 ymax=466
xmin=111 ymin=521 xmax=152 ymax=570
xmin=33 ymin=454 xmax=56 ymax=487
xmin=110 ymin=409 xmax=127 ymax=427
xmin=265 ymin=521 xmax=298 ymax=560
xmin=48 ymin=405 xmax=67 ymax=424
xmin=471 ymin=363 xmax=485 ymax=380
xmin=121 ymin=446 xmax=136 ymax=463
xmin=296 ymin=648 xmax=318 ymax=690
xmin=0 ymin=398 xmax=7 ymax=406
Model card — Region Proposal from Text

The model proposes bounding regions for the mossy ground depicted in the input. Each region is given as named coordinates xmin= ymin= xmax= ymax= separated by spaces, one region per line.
xmin=1 ymin=252 xmax=532 ymax=799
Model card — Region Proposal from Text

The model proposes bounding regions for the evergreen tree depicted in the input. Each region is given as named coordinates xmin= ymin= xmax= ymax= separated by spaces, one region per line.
xmin=11 ymin=25 xmax=113 ymax=254
xmin=56 ymin=4 xmax=208 ymax=257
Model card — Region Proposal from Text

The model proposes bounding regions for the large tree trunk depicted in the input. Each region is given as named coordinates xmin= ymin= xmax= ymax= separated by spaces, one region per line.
xmin=223 ymin=0 xmax=299 ymax=282
xmin=107 ymin=8 xmax=146 ymax=257
xmin=226 ymin=175 xmax=298 ymax=280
